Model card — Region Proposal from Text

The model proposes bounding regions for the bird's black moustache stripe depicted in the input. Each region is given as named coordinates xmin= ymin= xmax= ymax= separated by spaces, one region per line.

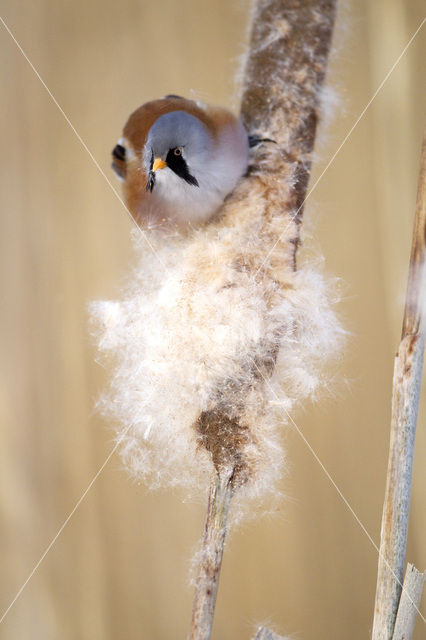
xmin=166 ymin=148 xmax=199 ymax=187
xmin=146 ymin=148 xmax=199 ymax=192
xmin=145 ymin=149 xmax=155 ymax=192
xmin=146 ymin=171 xmax=155 ymax=192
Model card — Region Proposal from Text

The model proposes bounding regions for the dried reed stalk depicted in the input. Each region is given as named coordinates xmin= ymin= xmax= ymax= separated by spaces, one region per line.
xmin=189 ymin=467 xmax=234 ymax=640
xmin=372 ymin=133 xmax=426 ymax=640
xmin=188 ymin=1 xmax=336 ymax=638
xmin=392 ymin=564 xmax=426 ymax=640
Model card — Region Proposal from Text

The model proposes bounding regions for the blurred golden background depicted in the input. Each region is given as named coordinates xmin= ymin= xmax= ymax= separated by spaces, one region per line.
xmin=1 ymin=1 xmax=425 ymax=638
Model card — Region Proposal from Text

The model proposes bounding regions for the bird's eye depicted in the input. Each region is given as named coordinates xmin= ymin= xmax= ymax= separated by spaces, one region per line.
xmin=173 ymin=147 xmax=183 ymax=156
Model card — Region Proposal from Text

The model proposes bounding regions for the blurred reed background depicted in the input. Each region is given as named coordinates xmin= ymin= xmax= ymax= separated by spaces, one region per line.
xmin=0 ymin=1 xmax=425 ymax=638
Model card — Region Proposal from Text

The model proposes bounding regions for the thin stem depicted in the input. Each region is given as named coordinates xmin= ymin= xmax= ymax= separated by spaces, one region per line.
xmin=371 ymin=133 xmax=426 ymax=640
xmin=189 ymin=467 xmax=234 ymax=640
xmin=392 ymin=564 xmax=426 ymax=640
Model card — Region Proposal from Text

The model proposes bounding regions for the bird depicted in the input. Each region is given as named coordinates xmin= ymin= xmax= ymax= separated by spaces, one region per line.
xmin=111 ymin=95 xmax=249 ymax=230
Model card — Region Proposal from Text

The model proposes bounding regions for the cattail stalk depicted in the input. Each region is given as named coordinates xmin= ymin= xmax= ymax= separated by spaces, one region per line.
xmin=240 ymin=0 xmax=337 ymax=265
xmin=372 ymin=133 xmax=426 ymax=640
xmin=188 ymin=1 xmax=337 ymax=638
xmin=392 ymin=564 xmax=426 ymax=640
xmin=189 ymin=467 xmax=234 ymax=640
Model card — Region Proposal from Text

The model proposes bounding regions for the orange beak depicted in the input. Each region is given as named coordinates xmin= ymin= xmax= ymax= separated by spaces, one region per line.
xmin=152 ymin=158 xmax=167 ymax=172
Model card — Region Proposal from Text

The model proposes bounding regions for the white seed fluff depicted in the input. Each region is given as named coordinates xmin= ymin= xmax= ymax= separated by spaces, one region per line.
xmin=90 ymin=165 xmax=345 ymax=507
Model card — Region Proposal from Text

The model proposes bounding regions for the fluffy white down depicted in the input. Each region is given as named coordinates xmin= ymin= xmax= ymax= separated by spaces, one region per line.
xmin=90 ymin=188 xmax=345 ymax=507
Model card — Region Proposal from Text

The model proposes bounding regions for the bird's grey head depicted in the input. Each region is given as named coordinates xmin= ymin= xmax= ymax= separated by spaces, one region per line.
xmin=144 ymin=111 xmax=213 ymax=190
